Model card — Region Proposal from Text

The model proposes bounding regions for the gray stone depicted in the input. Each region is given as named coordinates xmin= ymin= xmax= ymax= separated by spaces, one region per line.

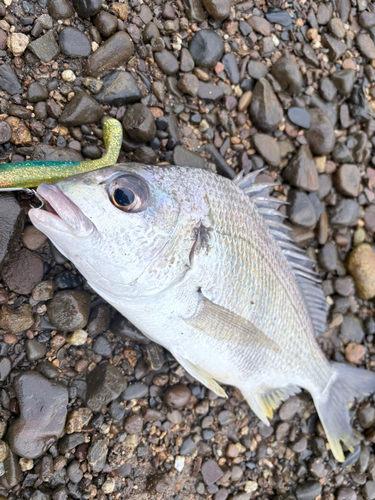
xmin=0 ymin=64 xmax=22 ymax=95
xmin=323 ymin=34 xmax=347 ymax=61
xmin=287 ymin=107 xmax=311 ymax=128
xmin=85 ymin=32 xmax=134 ymax=78
xmin=86 ymin=362 xmax=127 ymax=411
xmin=154 ymin=50 xmax=179 ymax=75
xmin=48 ymin=0 xmax=74 ymax=19
xmin=123 ymin=103 xmax=156 ymax=143
xmin=295 ymin=481 xmax=322 ymax=500
xmin=202 ymin=460 xmax=223 ymax=485
xmin=283 ymin=145 xmax=318 ymax=192
xmin=330 ymin=200 xmax=359 ymax=228
xmin=305 ymin=108 xmax=335 ymax=155
xmin=357 ymin=34 xmax=375 ymax=60
xmin=340 ymin=316 xmax=364 ymax=344
xmin=123 ymin=383 xmax=149 ymax=400
xmin=47 ymin=290 xmax=91 ymax=331
xmin=8 ymin=372 xmax=68 ymax=459
xmin=180 ymin=48 xmax=195 ymax=72
xmin=288 ymin=190 xmax=317 ymax=228
xmin=31 ymin=144 xmax=83 ymax=162
xmin=247 ymin=15 xmax=270 ymax=36
xmin=0 ymin=194 xmax=23 ymax=269
xmin=59 ymin=91 xmax=104 ymax=126
xmin=331 ymin=69 xmax=356 ymax=96
xmin=0 ymin=358 xmax=11 ymax=382
xmin=58 ymin=27 xmax=91 ymax=58
xmin=250 ymin=78 xmax=283 ymax=132
xmin=28 ymin=30 xmax=60 ymax=63
xmin=26 ymin=339 xmax=47 ymax=362
xmin=72 ymin=0 xmax=102 ymax=18
xmin=88 ymin=439 xmax=108 ymax=473
xmin=197 ymin=82 xmax=224 ymax=101
xmin=202 ymin=0 xmax=230 ymax=20
xmin=27 ymin=82 xmax=48 ymax=103
xmin=173 ymin=145 xmax=205 ymax=168
xmin=222 ymin=53 xmax=239 ymax=84
xmin=272 ymin=56 xmax=303 ymax=95
xmin=247 ymin=60 xmax=268 ymax=80
xmin=94 ymin=71 xmax=141 ymax=106
xmin=253 ymin=133 xmax=280 ymax=167
xmin=334 ymin=164 xmax=361 ymax=197
xmin=189 ymin=29 xmax=224 ymax=68
xmin=182 ymin=0 xmax=206 ymax=22
xmin=1 ymin=248 xmax=43 ymax=295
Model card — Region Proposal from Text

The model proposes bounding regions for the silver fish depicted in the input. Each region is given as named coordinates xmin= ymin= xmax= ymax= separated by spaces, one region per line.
xmin=29 ymin=163 xmax=375 ymax=462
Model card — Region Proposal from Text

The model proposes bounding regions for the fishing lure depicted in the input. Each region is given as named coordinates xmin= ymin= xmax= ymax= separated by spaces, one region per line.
xmin=0 ymin=118 xmax=123 ymax=191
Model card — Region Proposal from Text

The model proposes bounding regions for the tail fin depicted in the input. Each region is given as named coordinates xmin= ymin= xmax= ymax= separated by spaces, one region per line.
xmin=314 ymin=362 xmax=375 ymax=462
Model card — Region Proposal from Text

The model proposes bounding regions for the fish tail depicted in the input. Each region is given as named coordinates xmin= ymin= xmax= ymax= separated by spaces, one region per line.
xmin=314 ymin=362 xmax=375 ymax=462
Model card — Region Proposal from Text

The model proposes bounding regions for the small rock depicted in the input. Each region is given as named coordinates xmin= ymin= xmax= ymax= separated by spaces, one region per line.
xmin=72 ymin=0 xmax=102 ymax=18
xmin=247 ymin=60 xmax=268 ymax=80
xmin=94 ymin=71 xmax=141 ymax=106
xmin=0 ymin=304 xmax=34 ymax=334
xmin=87 ymin=304 xmax=111 ymax=335
xmin=86 ymin=362 xmax=127 ymax=411
xmin=0 ymin=194 xmax=23 ymax=268
xmin=287 ymin=107 xmax=311 ymax=129
xmin=0 ymin=65 xmax=22 ymax=95
xmin=22 ymin=226 xmax=47 ymax=250
xmin=25 ymin=339 xmax=46 ymax=362
xmin=123 ymin=103 xmax=156 ymax=143
xmin=358 ymin=407 xmax=375 ymax=430
xmin=331 ymin=69 xmax=356 ymax=96
xmin=319 ymin=242 xmax=338 ymax=271
xmin=198 ymin=82 xmax=224 ymax=100
xmin=347 ymin=244 xmax=375 ymax=299
xmin=182 ymin=0 xmax=206 ymax=22
xmin=330 ymin=199 xmax=359 ymax=228
xmin=154 ymin=50 xmax=179 ymax=76
xmin=8 ymin=372 xmax=68 ymax=459
xmin=202 ymin=0 xmax=230 ymax=20
xmin=59 ymin=91 xmax=104 ymax=126
xmin=279 ymin=396 xmax=300 ymax=420
xmin=283 ymin=145 xmax=318 ymax=192
xmin=202 ymin=459 xmax=223 ymax=485
xmin=357 ymin=34 xmax=375 ymax=60
xmin=7 ymin=33 xmax=28 ymax=56
xmin=177 ymin=73 xmax=199 ymax=97
xmin=305 ymin=108 xmax=335 ymax=155
xmin=93 ymin=11 xmax=117 ymax=38
xmin=124 ymin=414 xmax=143 ymax=434
xmin=1 ymin=248 xmax=43 ymax=295
xmin=189 ymin=29 xmax=224 ymax=68
xmin=288 ymin=190 xmax=317 ymax=229
xmin=31 ymin=144 xmax=83 ymax=162
xmin=28 ymin=30 xmax=60 ymax=63
xmin=250 ymin=78 xmax=283 ymax=132
xmin=164 ymin=384 xmax=191 ymax=408
xmin=0 ymin=122 xmax=12 ymax=144
xmin=85 ymin=32 xmax=134 ymax=78
xmin=93 ymin=335 xmax=112 ymax=357
xmin=47 ymin=290 xmax=91 ymax=331
xmin=0 ymin=358 xmax=11 ymax=382
xmin=295 ymin=481 xmax=322 ymax=500
xmin=334 ymin=164 xmax=361 ymax=197
xmin=58 ymin=27 xmax=91 ymax=57
xmin=180 ymin=47 xmax=195 ymax=72
xmin=272 ymin=56 xmax=303 ymax=95
xmin=222 ymin=53 xmax=239 ymax=84
xmin=323 ymin=34 xmax=347 ymax=61
xmin=253 ymin=134 xmax=280 ymax=167
xmin=48 ymin=0 xmax=73 ymax=19
xmin=173 ymin=145 xmax=205 ymax=168
xmin=345 ymin=342 xmax=366 ymax=364
xmin=247 ymin=15 xmax=270 ymax=36
xmin=67 ymin=329 xmax=88 ymax=346
xmin=66 ymin=408 xmax=92 ymax=434
xmin=123 ymin=383 xmax=149 ymax=400
xmin=359 ymin=12 xmax=375 ymax=29
xmin=88 ymin=439 xmax=108 ymax=473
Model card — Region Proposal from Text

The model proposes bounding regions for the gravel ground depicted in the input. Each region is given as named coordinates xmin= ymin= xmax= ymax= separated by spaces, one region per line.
xmin=2 ymin=0 xmax=375 ymax=498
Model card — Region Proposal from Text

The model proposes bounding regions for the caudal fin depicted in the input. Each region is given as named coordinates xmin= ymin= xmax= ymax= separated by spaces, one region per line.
xmin=314 ymin=362 xmax=375 ymax=462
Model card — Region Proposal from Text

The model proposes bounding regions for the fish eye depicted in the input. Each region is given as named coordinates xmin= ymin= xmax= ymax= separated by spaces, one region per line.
xmin=107 ymin=175 xmax=148 ymax=212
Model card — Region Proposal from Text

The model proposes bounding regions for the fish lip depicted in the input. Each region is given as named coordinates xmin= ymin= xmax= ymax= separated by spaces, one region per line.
xmin=30 ymin=183 xmax=94 ymax=237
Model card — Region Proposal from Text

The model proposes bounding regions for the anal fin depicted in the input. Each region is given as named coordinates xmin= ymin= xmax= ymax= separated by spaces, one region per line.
xmin=244 ymin=385 xmax=300 ymax=425
xmin=174 ymin=353 xmax=228 ymax=399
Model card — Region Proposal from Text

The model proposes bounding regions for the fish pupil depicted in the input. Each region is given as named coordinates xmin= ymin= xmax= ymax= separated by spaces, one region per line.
xmin=114 ymin=187 xmax=135 ymax=207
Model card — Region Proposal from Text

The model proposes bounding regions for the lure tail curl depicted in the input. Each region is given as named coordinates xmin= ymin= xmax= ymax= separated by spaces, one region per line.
xmin=0 ymin=118 xmax=123 ymax=190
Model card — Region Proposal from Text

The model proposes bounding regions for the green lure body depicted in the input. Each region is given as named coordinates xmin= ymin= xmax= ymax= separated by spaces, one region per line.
xmin=0 ymin=118 xmax=123 ymax=190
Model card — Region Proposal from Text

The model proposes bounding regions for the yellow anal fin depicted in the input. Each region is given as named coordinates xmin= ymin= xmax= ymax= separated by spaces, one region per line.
xmin=174 ymin=354 xmax=228 ymax=399
xmin=244 ymin=385 xmax=301 ymax=425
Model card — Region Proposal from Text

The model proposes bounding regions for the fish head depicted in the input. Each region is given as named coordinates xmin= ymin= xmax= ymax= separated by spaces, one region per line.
xmin=29 ymin=163 xmax=208 ymax=300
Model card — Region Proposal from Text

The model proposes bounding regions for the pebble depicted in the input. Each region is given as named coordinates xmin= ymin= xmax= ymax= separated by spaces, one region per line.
xmin=93 ymin=335 xmax=112 ymax=356
xmin=0 ymin=358 xmax=11 ymax=382
xmin=250 ymin=78 xmax=283 ymax=132
xmin=334 ymin=164 xmax=361 ymax=197
xmin=85 ymin=32 xmax=134 ymax=78
xmin=66 ymin=408 xmax=92 ymax=434
xmin=0 ymin=64 xmax=22 ymax=94
xmin=67 ymin=329 xmax=88 ymax=346
xmin=357 ymin=34 xmax=375 ymax=60
xmin=25 ymin=339 xmax=46 ymax=361
xmin=288 ymin=190 xmax=317 ymax=228
xmin=95 ymin=71 xmax=141 ymax=106
xmin=59 ymin=91 xmax=104 ymax=126
xmin=1 ymin=248 xmax=43 ymax=295
xmin=182 ymin=0 xmax=206 ymax=22
xmin=337 ymin=488 xmax=357 ymax=500
xmin=345 ymin=342 xmax=366 ymax=364
xmin=31 ymin=144 xmax=83 ymax=162
xmin=247 ymin=60 xmax=268 ymax=80
xmin=0 ymin=122 xmax=12 ymax=144
xmin=323 ymin=34 xmax=347 ymax=61
xmin=164 ymin=384 xmax=191 ymax=408
xmin=247 ymin=15 xmax=270 ymax=36
xmin=86 ymin=361 xmax=127 ymax=411
xmin=154 ymin=49 xmax=179 ymax=75
xmin=189 ymin=29 xmax=224 ymax=68
xmin=202 ymin=459 xmax=224 ymax=485
xmin=7 ymin=32 xmax=28 ymax=56
xmin=22 ymin=225 xmax=47 ymax=250
xmin=202 ymin=0 xmax=230 ymax=20
xmin=123 ymin=383 xmax=149 ymax=400
xmin=266 ymin=10 xmax=293 ymax=27
xmin=48 ymin=0 xmax=73 ymax=19
xmin=88 ymin=438 xmax=108 ymax=473
xmin=0 ymin=440 xmax=8 ymax=462
xmin=180 ymin=47 xmax=195 ymax=72
xmin=72 ymin=0 xmax=102 ymax=18
xmin=177 ymin=73 xmax=199 ymax=97
xmin=87 ymin=303 xmax=111 ymax=335
xmin=93 ymin=11 xmax=117 ymax=37
xmin=0 ymin=194 xmax=23 ymax=268
xmin=347 ymin=244 xmax=375 ymax=299
xmin=359 ymin=12 xmax=375 ymax=29
xmin=279 ymin=396 xmax=300 ymax=420
xmin=295 ymin=481 xmax=322 ymax=500
xmin=305 ymin=109 xmax=335 ymax=155
xmin=358 ymin=407 xmax=375 ymax=430
xmin=123 ymin=103 xmax=156 ymax=143
xmin=287 ymin=107 xmax=311 ymax=129
xmin=59 ymin=27 xmax=91 ymax=57
xmin=47 ymin=290 xmax=91 ymax=331
xmin=253 ymin=133 xmax=280 ymax=167
xmin=272 ymin=56 xmax=303 ymax=95
xmin=222 ymin=54 xmax=239 ymax=84
xmin=67 ymin=460 xmax=83 ymax=484
xmin=8 ymin=372 xmax=68 ymax=459
xmin=28 ymin=30 xmax=60 ymax=63
xmin=331 ymin=69 xmax=356 ymax=96
xmin=330 ymin=199 xmax=359 ymax=228
xmin=124 ymin=414 xmax=143 ymax=434
xmin=0 ymin=303 xmax=34 ymax=335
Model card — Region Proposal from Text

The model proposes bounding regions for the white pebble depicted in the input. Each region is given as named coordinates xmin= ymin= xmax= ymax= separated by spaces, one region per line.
xmin=174 ymin=455 xmax=185 ymax=472
xmin=19 ymin=458 xmax=34 ymax=471
xmin=62 ymin=70 xmax=76 ymax=82
xmin=244 ymin=480 xmax=258 ymax=494
xmin=101 ymin=477 xmax=116 ymax=494
xmin=67 ymin=329 xmax=88 ymax=346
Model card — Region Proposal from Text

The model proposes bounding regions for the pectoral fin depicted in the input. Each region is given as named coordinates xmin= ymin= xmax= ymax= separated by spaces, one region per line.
xmin=184 ymin=296 xmax=280 ymax=353
xmin=174 ymin=354 xmax=228 ymax=398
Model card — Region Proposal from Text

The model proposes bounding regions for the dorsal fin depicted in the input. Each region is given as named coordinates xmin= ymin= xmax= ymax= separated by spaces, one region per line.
xmin=234 ymin=169 xmax=328 ymax=337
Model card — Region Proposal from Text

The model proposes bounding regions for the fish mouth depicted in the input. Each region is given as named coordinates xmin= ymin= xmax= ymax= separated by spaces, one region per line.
xmin=29 ymin=183 xmax=94 ymax=237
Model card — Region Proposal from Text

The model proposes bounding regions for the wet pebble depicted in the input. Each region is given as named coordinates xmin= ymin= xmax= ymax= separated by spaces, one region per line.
xmin=247 ymin=60 xmax=268 ymax=80
xmin=189 ymin=29 xmax=224 ymax=68
xmin=72 ymin=0 xmax=102 ymax=18
xmin=279 ymin=396 xmax=300 ymax=420
xmin=287 ymin=107 xmax=311 ymax=129
xmin=154 ymin=50 xmax=179 ymax=76
xmin=48 ymin=0 xmax=74 ymax=19
xmin=95 ymin=71 xmax=141 ymax=106
xmin=250 ymin=78 xmax=283 ymax=132
xmin=334 ymin=164 xmax=361 ymax=197
xmin=0 ymin=194 xmax=23 ymax=268
xmin=1 ymin=248 xmax=43 ymax=295
xmin=357 ymin=34 xmax=375 ymax=60
xmin=123 ymin=383 xmax=149 ymax=400
xmin=59 ymin=91 xmax=104 ymax=126
xmin=123 ymin=103 xmax=156 ymax=143
xmin=88 ymin=438 xmax=108 ymax=473
xmin=202 ymin=0 xmax=230 ymax=20
xmin=66 ymin=407 xmax=92 ymax=433
xmin=8 ymin=372 xmax=68 ymax=459
xmin=25 ymin=339 xmax=46 ymax=362
xmin=288 ymin=190 xmax=317 ymax=228
xmin=202 ymin=459 xmax=224 ymax=485
xmin=331 ymin=69 xmax=356 ymax=96
xmin=295 ymin=481 xmax=322 ymax=500
xmin=347 ymin=244 xmax=375 ymax=299
xmin=28 ymin=30 xmax=60 ymax=63
xmin=305 ymin=109 xmax=335 ymax=155
xmin=164 ymin=384 xmax=191 ymax=408
xmin=86 ymin=361 xmax=127 ymax=411
xmin=283 ymin=145 xmax=318 ymax=192
xmin=124 ymin=414 xmax=143 ymax=434
xmin=58 ymin=27 xmax=91 ymax=57
xmin=272 ymin=56 xmax=303 ymax=95
xmin=47 ymin=290 xmax=91 ymax=331
xmin=22 ymin=226 xmax=47 ymax=251
xmin=253 ymin=133 xmax=280 ymax=167
xmin=85 ymin=32 xmax=134 ymax=78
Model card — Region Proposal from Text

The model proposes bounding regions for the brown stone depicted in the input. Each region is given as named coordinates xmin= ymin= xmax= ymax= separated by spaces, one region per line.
xmin=345 ymin=342 xmax=366 ymax=364
xmin=1 ymin=248 xmax=44 ymax=295
xmin=347 ymin=243 xmax=375 ymax=299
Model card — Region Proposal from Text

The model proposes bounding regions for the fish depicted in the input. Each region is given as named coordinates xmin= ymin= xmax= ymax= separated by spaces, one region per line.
xmin=0 ymin=118 xmax=122 ymax=190
xmin=28 ymin=162 xmax=375 ymax=462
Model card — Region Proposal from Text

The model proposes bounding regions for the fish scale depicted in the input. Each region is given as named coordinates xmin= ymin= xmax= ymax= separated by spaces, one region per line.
xmin=28 ymin=162 xmax=375 ymax=463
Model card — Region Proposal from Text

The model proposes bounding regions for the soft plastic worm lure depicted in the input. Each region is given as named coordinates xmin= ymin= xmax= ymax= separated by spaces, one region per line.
xmin=0 ymin=118 xmax=123 ymax=191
